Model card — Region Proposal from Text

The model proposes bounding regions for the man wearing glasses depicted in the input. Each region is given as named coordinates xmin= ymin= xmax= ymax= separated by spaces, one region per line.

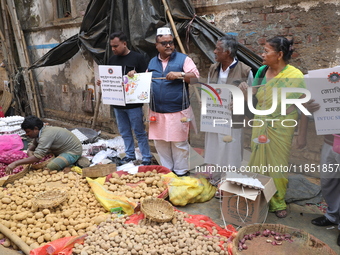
xmin=147 ymin=27 xmax=199 ymax=176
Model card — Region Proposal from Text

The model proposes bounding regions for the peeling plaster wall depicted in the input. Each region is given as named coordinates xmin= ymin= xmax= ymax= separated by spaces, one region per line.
xmin=192 ymin=0 xmax=340 ymax=166
xmin=15 ymin=0 xmax=114 ymax=133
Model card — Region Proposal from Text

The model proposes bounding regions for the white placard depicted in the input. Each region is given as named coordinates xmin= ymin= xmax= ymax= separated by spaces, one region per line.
xmin=98 ymin=65 xmax=125 ymax=106
xmin=124 ymin=72 xmax=152 ymax=104
xmin=200 ymin=83 xmax=232 ymax=135
xmin=306 ymin=66 xmax=340 ymax=135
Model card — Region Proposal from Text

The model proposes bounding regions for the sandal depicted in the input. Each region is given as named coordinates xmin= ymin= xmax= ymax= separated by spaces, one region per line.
xmin=275 ymin=209 xmax=287 ymax=218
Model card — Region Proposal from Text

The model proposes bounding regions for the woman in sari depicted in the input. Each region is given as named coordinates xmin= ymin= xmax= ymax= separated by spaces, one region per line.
xmin=246 ymin=37 xmax=309 ymax=218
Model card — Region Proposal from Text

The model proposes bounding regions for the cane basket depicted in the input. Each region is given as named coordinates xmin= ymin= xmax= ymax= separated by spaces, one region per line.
xmin=141 ymin=197 xmax=174 ymax=222
xmin=33 ymin=189 xmax=68 ymax=209
xmin=31 ymin=154 xmax=55 ymax=170
xmin=232 ymin=223 xmax=337 ymax=255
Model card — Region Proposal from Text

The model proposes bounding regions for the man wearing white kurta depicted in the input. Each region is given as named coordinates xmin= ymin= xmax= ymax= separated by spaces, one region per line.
xmin=148 ymin=27 xmax=199 ymax=176
xmin=204 ymin=35 xmax=253 ymax=186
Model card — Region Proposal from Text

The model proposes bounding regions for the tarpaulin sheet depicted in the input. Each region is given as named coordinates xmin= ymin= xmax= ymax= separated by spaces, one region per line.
xmin=29 ymin=0 xmax=262 ymax=71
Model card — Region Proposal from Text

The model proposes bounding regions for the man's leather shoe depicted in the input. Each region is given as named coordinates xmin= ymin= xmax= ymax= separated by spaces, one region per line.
xmin=337 ymin=232 xmax=340 ymax=246
xmin=311 ymin=216 xmax=335 ymax=226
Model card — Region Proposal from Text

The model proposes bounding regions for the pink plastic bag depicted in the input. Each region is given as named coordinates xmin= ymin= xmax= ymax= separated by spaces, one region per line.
xmin=0 ymin=150 xmax=28 ymax=164
xmin=0 ymin=134 xmax=23 ymax=153
xmin=30 ymin=236 xmax=86 ymax=255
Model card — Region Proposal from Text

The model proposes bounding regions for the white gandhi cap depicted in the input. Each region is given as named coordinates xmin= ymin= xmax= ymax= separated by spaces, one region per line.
xmin=157 ymin=27 xmax=172 ymax=35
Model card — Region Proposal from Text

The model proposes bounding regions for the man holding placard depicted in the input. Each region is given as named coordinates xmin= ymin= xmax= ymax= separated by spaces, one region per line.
xmin=98 ymin=31 xmax=152 ymax=166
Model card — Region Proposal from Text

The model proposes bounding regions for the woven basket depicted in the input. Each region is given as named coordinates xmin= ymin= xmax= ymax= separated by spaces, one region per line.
xmin=32 ymin=189 xmax=68 ymax=209
xmin=2 ymin=164 xmax=29 ymax=186
xmin=31 ymin=154 xmax=55 ymax=170
xmin=232 ymin=223 xmax=337 ymax=255
xmin=141 ymin=197 xmax=174 ymax=222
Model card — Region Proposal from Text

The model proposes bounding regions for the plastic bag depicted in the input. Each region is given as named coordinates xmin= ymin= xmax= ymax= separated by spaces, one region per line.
xmin=90 ymin=148 xmax=116 ymax=165
xmin=30 ymin=235 xmax=86 ymax=255
xmin=162 ymin=173 xmax=203 ymax=206
xmin=0 ymin=150 xmax=28 ymax=164
xmin=188 ymin=177 xmax=216 ymax=204
xmin=162 ymin=173 xmax=216 ymax=206
xmin=0 ymin=134 xmax=23 ymax=153
xmin=86 ymin=176 xmax=137 ymax=215
xmin=105 ymin=136 xmax=125 ymax=154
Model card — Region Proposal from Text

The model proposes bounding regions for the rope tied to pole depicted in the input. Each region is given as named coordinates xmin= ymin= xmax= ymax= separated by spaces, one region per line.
xmin=185 ymin=13 xmax=197 ymax=52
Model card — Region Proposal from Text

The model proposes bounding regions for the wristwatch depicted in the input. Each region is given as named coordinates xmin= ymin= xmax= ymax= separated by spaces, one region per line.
xmin=181 ymin=72 xmax=186 ymax=77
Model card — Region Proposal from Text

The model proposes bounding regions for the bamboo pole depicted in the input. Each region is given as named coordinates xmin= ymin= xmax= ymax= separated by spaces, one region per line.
xmin=161 ymin=0 xmax=186 ymax=54
xmin=0 ymin=223 xmax=31 ymax=255
xmin=5 ymin=0 xmax=40 ymax=117
xmin=91 ymin=90 xmax=102 ymax=129
xmin=0 ymin=0 xmax=25 ymax=115
xmin=0 ymin=0 xmax=16 ymax=93
xmin=161 ymin=0 xmax=201 ymax=103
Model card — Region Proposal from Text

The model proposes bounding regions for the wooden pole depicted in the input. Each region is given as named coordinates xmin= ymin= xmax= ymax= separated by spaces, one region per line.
xmin=5 ymin=0 xmax=40 ymax=117
xmin=91 ymin=90 xmax=102 ymax=129
xmin=0 ymin=0 xmax=17 ymax=93
xmin=0 ymin=0 xmax=25 ymax=115
xmin=161 ymin=0 xmax=201 ymax=104
xmin=0 ymin=223 xmax=31 ymax=255
xmin=161 ymin=0 xmax=186 ymax=54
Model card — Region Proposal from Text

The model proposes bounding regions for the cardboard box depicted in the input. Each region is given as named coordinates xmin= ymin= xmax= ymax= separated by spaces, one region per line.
xmin=82 ymin=164 xmax=116 ymax=178
xmin=220 ymin=172 xmax=277 ymax=226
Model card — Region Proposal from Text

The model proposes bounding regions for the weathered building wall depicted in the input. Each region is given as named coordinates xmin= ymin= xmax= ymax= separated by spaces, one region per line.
xmin=191 ymin=0 xmax=340 ymax=166
xmin=15 ymin=0 xmax=115 ymax=133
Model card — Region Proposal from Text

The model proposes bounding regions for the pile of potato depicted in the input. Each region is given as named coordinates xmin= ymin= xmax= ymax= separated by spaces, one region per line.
xmin=0 ymin=169 xmax=108 ymax=250
xmin=103 ymin=170 xmax=167 ymax=203
xmin=73 ymin=211 xmax=229 ymax=255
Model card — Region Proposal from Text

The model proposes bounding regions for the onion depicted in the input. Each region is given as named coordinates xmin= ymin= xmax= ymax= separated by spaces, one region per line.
xmin=32 ymin=154 xmax=53 ymax=165
xmin=242 ymin=244 xmax=248 ymax=250
xmin=274 ymin=236 xmax=282 ymax=241
xmin=263 ymin=231 xmax=269 ymax=237
xmin=0 ymin=164 xmax=24 ymax=177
